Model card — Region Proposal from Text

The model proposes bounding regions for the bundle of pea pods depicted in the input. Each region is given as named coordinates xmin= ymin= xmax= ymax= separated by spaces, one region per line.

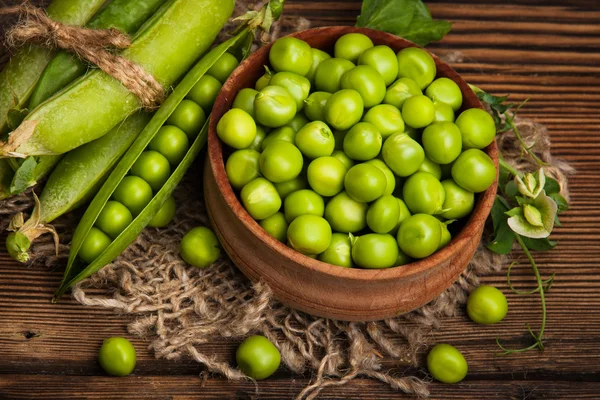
xmin=0 ymin=0 xmax=275 ymax=299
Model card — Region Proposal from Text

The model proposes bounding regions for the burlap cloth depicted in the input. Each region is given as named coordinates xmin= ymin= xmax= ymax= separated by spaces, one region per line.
xmin=0 ymin=1 xmax=574 ymax=398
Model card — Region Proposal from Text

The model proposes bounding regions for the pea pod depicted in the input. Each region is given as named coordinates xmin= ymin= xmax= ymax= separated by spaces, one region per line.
xmin=28 ymin=0 xmax=168 ymax=109
xmin=1 ymin=0 xmax=235 ymax=158
xmin=54 ymin=27 xmax=255 ymax=300
xmin=4 ymin=0 xmax=170 ymax=198
xmin=5 ymin=112 xmax=151 ymax=263
xmin=0 ymin=0 xmax=108 ymax=134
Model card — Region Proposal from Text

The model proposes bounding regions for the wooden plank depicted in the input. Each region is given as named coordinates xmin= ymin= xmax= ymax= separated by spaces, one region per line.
xmin=2 ymin=375 xmax=600 ymax=400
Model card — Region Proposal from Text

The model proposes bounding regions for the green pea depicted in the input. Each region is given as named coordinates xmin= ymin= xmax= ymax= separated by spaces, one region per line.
xmin=254 ymin=85 xmax=297 ymax=128
xmin=426 ymin=77 xmax=463 ymax=112
xmin=269 ymin=37 xmax=312 ymax=76
xmin=130 ymin=150 xmax=171 ymax=192
xmin=455 ymin=108 xmax=496 ymax=150
xmin=343 ymin=122 xmax=382 ymax=161
xmin=186 ymin=74 xmax=222 ymax=112
xmin=304 ymin=91 xmax=332 ymax=122
xmin=324 ymin=89 xmax=364 ymax=131
xmin=79 ymin=227 xmax=111 ymax=264
xmin=98 ymin=337 xmax=136 ymax=377
xmin=344 ymin=163 xmax=386 ymax=203
xmin=284 ymin=189 xmax=325 ymax=222
xmin=384 ymin=77 xmax=422 ymax=109
xmin=269 ymin=71 xmax=311 ymax=111
xmin=255 ymin=72 xmax=271 ymax=91
xmin=236 ymin=335 xmax=281 ymax=381
xmin=364 ymin=159 xmax=396 ymax=196
xmin=232 ymin=88 xmax=259 ymax=119
xmin=417 ymin=156 xmax=442 ymax=180
xmin=324 ymin=191 xmax=368 ymax=233
xmin=433 ymin=100 xmax=455 ymax=123
xmin=340 ymin=65 xmax=386 ymax=108
xmin=318 ymin=232 xmax=353 ymax=268
xmin=467 ymin=285 xmax=508 ymax=325
xmin=358 ymin=45 xmax=398 ymax=86
xmin=403 ymin=172 xmax=445 ymax=215
xmin=179 ymin=226 xmax=221 ymax=268
xmin=306 ymin=48 xmax=331 ymax=82
xmin=331 ymin=150 xmax=355 ymax=170
xmin=439 ymin=220 xmax=452 ymax=249
xmin=287 ymin=214 xmax=332 ymax=255
xmin=396 ymin=47 xmax=436 ymax=90
xmin=207 ymin=52 xmax=239 ymax=83
xmin=273 ymin=175 xmax=308 ymax=199
xmin=306 ymin=156 xmax=347 ymax=197
xmin=247 ymin=125 xmax=267 ymax=152
xmin=381 ymin=132 xmax=424 ymax=177
xmin=427 ymin=343 xmax=468 ymax=384
xmin=149 ymin=125 xmax=190 ymax=165
xmin=259 ymin=140 xmax=303 ymax=183
xmin=240 ymin=177 xmax=282 ymax=220
xmin=112 ymin=175 xmax=153 ymax=216
xmin=440 ymin=179 xmax=475 ymax=220
xmin=351 ymin=233 xmax=398 ymax=269
xmin=334 ymin=33 xmax=374 ymax=63
xmin=148 ymin=196 xmax=176 ymax=228
xmin=295 ymin=121 xmax=335 ymax=159
xmin=397 ymin=213 xmax=442 ymax=259
xmin=95 ymin=200 xmax=133 ymax=239
xmin=166 ymin=99 xmax=206 ymax=138
xmin=451 ymin=149 xmax=496 ymax=193
xmin=402 ymin=95 xmax=435 ymax=129
xmin=216 ymin=109 xmax=257 ymax=150
xmin=285 ymin=113 xmax=310 ymax=132
xmin=226 ymin=149 xmax=261 ymax=190
xmin=259 ymin=212 xmax=288 ymax=242
xmin=421 ymin=121 xmax=462 ymax=165
xmin=261 ymin=126 xmax=297 ymax=151
xmin=389 ymin=197 xmax=412 ymax=236
xmin=362 ymin=104 xmax=405 ymax=140
xmin=314 ymin=58 xmax=355 ymax=93
xmin=367 ymin=195 xmax=400 ymax=234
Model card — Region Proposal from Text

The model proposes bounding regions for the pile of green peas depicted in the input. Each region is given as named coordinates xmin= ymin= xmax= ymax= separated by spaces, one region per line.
xmin=78 ymin=53 xmax=240 ymax=264
xmin=217 ymin=33 xmax=497 ymax=269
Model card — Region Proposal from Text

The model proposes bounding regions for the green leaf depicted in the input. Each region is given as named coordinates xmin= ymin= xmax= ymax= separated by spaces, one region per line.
xmin=356 ymin=0 xmax=417 ymax=32
xmin=550 ymin=192 xmax=568 ymax=212
xmin=487 ymin=219 xmax=516 ymax=254
xmin=356 ymin=0 xmax=451 ymax=46
xmin=544 ymin=176 xmax=561 ymax=195
xmin=504 ymin=180 xmax=518 ymax=198
xmin=490 ymin=197 xmax=509 ymax=233
xmin=520 ymin=236 xmax=557 ymax=251
xmin=401 ymin=18 xmax=452 ymax=46
xmin=9 ymin=156 xmax=37 ymax=194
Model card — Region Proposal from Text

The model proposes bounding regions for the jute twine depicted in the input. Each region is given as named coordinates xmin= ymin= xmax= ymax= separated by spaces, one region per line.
xmin=0 ymin=2 xmax=164 ymax=109
xmin=0 ymin=2 xmax=575 ymax=398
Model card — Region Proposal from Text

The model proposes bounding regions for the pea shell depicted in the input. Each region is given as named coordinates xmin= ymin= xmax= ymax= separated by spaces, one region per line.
xmin=55 ymin=29 xmax=252 ymax=301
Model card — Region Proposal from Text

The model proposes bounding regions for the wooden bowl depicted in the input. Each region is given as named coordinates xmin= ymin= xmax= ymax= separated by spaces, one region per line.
xmin=205 ymin=26 xmax=498 ymax=322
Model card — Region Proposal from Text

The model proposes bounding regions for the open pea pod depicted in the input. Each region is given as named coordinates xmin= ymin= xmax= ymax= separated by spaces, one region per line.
xmin=54 ymin=27 xmax=254 ymax=300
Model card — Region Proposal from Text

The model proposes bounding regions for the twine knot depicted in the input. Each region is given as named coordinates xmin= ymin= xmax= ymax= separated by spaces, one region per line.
xmin=1 ymin=3 xmax=165 ymax=110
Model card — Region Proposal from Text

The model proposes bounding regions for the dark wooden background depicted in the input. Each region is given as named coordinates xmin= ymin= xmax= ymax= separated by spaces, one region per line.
xmin=1 ymin=0 xmax=600 ymax=399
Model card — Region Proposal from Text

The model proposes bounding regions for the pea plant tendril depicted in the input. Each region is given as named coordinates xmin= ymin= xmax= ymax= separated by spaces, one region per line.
xmin=471 ymin=86 xmax=569 ymax=355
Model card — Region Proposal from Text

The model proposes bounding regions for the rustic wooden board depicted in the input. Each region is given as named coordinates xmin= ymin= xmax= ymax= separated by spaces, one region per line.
xmin=1 ymin=0 xmax=600 ymax=399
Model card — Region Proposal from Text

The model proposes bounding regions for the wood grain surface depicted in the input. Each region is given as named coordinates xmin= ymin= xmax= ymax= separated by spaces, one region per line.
xmin=1 ymin=0 xmax=599 ymax=399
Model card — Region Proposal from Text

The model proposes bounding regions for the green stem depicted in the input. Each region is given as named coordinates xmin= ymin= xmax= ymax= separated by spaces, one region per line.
xmin=496 ymin=234 xmax=548 ymax=355
xmin=498 ymin=157 xmax=521 ymax=179
xmin=506 ymin=116 xmax=548 ymax=167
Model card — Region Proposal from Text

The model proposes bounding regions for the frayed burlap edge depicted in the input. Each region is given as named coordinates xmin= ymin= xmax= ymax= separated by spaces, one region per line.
xmin=0 ymin=3 xmax=575 ymax=399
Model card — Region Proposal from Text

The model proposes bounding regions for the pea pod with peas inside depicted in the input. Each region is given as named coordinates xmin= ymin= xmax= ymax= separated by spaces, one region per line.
xmin=4 ymin=0 xmax=171 ymax=198
xmin=5 ymin=112 xmax=151 ymax=263
xmin=0 ymin=0 xmax=108 ymax=135
xmin=0 ymin=0 xmax=235 ymax=158
xmin=53 ymin=26 xmax=257 ymax=300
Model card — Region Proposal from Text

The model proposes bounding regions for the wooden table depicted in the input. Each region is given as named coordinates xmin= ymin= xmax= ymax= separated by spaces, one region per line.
xmin=1 ymin=1 xmax=599 ymax=398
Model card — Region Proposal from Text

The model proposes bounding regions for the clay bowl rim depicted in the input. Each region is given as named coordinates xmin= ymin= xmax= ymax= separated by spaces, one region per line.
xmin=207 ymin=26 xmax=499 ymax=283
